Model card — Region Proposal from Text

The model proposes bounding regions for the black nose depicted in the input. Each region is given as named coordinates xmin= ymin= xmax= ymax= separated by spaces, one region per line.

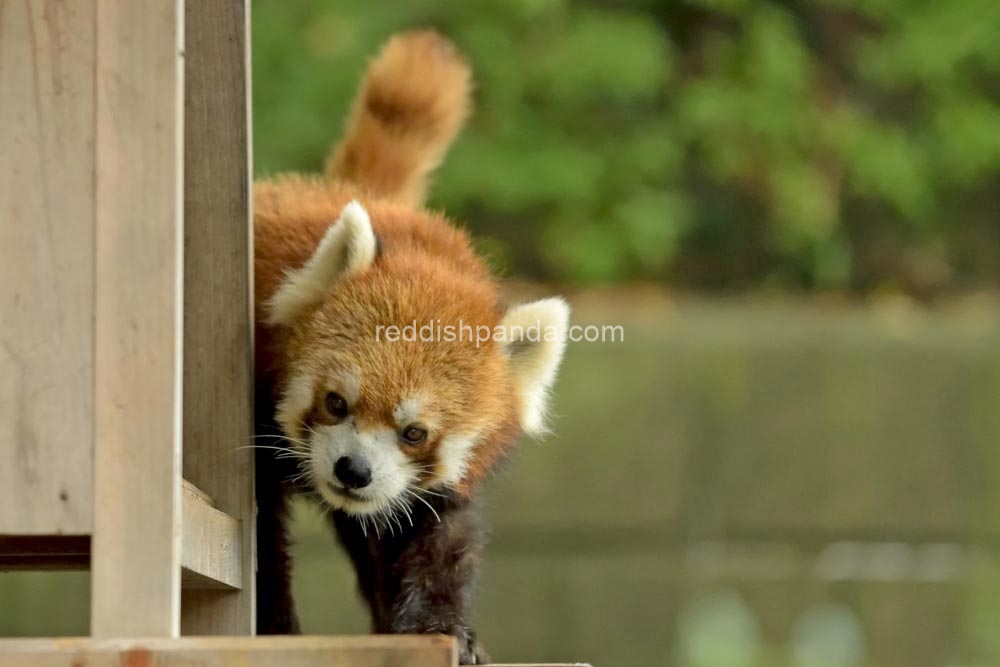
xmin=334 ymin=456 xmax=372 ymax=489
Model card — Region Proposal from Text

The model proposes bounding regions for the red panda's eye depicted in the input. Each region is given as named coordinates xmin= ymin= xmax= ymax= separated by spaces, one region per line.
xmin=400 ymin=424 xmax=427 ymax=445
xmin=325 ymin=392 xmax=349 ymax=420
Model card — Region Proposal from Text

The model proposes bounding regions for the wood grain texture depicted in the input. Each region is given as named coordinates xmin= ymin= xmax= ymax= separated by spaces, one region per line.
xmin=91 ymin=0 xmax=185 ymax=638
xmin=182 ymin=481 xmax=243 ymax=590
xmin=0 ymin=0 xmax=96 ymax=536
xmin=179 ymin=0 xmax=256 ymax=636
xmin=0 ymin=635 xmax=457 ymax=667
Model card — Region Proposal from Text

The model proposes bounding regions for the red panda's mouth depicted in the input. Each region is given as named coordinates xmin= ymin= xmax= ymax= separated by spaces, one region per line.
xmin=327 ymin=482 xmax=362 ymax=501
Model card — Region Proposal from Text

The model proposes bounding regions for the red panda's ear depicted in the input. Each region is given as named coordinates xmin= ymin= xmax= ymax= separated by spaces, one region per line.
xmin=499 ymin=297 xmax=571 ymax=436
xmin=267 ymin=201 xmax=377 ymax=326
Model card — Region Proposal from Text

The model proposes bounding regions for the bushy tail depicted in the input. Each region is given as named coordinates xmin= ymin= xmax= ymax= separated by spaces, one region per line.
xmin=325 ymin=30 xmax=472 ymax=208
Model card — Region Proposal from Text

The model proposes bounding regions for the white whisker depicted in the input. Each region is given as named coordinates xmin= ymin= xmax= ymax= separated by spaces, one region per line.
xmin=232 ymin=444 xmax=310 ymax=457
xmin=240 ymin=433 xmax=313 ymax=447
xmin=410 ymin=485 xmax=447 ymax=499
xmin=405 ymin=488 xmax=441 ymax=523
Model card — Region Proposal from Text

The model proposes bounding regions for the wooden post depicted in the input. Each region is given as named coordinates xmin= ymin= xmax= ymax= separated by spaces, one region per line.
xmin=0 ymin=0 xmax=96 ymax=539
xmin=90 ymin=0 xmax=186 ymax=638
xmin=179 ymin=0 xmax=256 ymax=635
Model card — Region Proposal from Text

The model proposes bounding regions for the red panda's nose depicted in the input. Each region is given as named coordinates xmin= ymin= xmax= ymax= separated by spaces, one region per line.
xmin=334 ymin=456 xmax=372 ymax=489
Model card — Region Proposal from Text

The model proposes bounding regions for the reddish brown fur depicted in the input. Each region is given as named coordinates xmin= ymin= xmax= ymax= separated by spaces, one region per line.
xmin=325 ymin=30 xmax=472 ymax=208
xmin=254 ymin=177 xmax=520 ymax=494
xmin=253 ymin=31 xmax=523 ymax=663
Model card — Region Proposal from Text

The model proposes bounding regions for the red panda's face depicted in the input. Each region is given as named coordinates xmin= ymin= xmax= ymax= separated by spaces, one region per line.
xmin=266 ymin=202 xmax=569 ymax=520
xmin=274 ymin=315 xmax=515 ymax=518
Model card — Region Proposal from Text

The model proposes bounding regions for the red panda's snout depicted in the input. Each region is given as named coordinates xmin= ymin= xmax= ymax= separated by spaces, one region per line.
xmin=297 ymin=405 xmax=432 ymax=520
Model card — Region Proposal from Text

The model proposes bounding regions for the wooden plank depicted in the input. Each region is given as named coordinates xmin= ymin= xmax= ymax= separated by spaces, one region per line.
xmin=91 ymin=0 xmax=186 ymax=638
xmin=0 ymin=0 xmax=96 ymax=536
xmin=179 ymin=0 xmax=256 ymax=636
xmin=182 ymin=477 xmax=216 ymax=506
xmin=0 ymin=635 xmax=457 ymax=667
xmin=182 ymin=481 xmax=243 ymax=590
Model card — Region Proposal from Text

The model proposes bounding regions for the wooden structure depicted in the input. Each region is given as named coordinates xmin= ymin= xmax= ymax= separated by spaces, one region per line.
xmin=0 ymin=2 xmax=575 ymax=665
xmin=1 ymin=0 xmax=255 ymax=638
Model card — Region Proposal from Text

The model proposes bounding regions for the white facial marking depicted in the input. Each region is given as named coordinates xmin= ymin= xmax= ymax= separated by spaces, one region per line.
xmin=275 ymin=372 xmax=314 ymax=437
xmin=276 ymin=368 xmax=362 ymax=438
xmin=435 ymin=432 xmax=480 ymax=487
xmin=308 ymin=421 xmax=416 ymax=517
xmin=337 ymin=367 xmax=362 ymax=405
xmin=393 ymin=395 xmax=425 ymax=428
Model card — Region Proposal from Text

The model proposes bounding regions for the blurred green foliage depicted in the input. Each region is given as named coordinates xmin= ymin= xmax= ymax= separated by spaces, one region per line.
xmin=253 ymin=0 xmax=1000 ymax=294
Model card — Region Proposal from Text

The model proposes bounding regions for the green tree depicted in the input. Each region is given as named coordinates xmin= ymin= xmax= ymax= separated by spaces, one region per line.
xmin=253 ymin=0 xmax=1000 ymax=294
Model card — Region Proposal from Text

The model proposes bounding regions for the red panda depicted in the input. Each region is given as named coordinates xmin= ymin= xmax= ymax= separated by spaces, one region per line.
xmin=253 ymin=31 xmax=569 ymax=664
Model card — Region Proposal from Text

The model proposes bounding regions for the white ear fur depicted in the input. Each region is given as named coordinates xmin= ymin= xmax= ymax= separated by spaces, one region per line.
xmin=267 ymin=201 xmax=377 ymax=326
xmin=499 ymin=297 xmax=571 ymax=436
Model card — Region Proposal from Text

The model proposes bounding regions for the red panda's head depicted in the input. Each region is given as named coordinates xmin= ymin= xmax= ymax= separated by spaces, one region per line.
xmin=265 ymin=201 xmax=569 ymax=519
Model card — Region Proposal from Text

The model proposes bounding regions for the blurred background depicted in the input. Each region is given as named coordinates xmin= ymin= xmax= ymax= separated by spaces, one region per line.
xmin=4 ymin=1 xmax=1000 ymax=665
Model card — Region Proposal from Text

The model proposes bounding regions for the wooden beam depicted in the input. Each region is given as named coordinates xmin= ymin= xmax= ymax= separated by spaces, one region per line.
xmin=91 ymin=0 xmax=186 ymax=638
xmin=181 ymin=481 xmax=243 ymax=590
xmin=0 ymin=0 xmax=95 ymax=537
xmin=0 ymin=484 xmax=245 ymax=587
xmin=0 ymin=636 xmax=458 ymax=667
xmin=180 ymin=0 xmax=256 ymax=635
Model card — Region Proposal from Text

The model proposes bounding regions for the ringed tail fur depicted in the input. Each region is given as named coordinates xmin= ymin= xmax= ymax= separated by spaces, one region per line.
xmin=325 ymin=30 xmax=473 ymax=208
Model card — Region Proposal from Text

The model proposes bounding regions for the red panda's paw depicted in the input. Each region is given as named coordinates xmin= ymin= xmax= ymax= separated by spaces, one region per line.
xmin=452 ymin=625 xmax=489 ymax=666
xmin=391 ymin=620 xmax=488 ymax=664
